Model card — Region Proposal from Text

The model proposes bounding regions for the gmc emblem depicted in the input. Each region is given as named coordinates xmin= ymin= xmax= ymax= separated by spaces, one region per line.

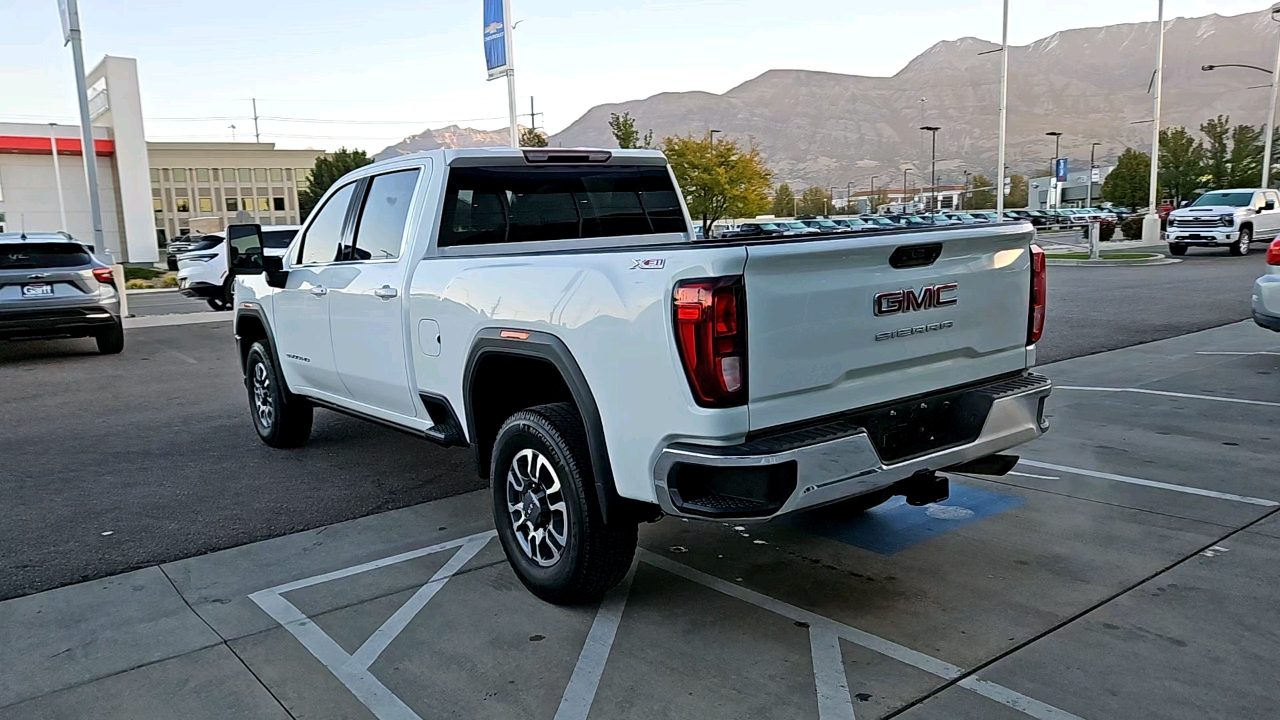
xmin=874 ymin=283 xmax=958 ymax=316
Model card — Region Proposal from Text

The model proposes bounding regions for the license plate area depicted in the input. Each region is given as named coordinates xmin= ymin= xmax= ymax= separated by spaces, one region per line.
xmin=21 ymin=284 xmax=54 ymax=298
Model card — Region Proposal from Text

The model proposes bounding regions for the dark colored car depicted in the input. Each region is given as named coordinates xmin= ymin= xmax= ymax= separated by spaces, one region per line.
xmin=165 ymin=233 xmax=206 ymax=270
xmin=0 ymin=232 xmax=124 ymax=354
xmin=800 ymin=218 xmax=845 ymax=234
xmin=724 ymin=222 xmax=786 ymax=238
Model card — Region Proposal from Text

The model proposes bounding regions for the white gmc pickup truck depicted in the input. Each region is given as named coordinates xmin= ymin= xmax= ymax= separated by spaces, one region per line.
xmin=229 ymin=147 xmax=1051 ymax=604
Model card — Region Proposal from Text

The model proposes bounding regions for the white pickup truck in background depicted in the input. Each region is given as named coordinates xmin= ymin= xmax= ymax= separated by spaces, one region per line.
xmin=228 ymin=147 xmax=1051 ymax=604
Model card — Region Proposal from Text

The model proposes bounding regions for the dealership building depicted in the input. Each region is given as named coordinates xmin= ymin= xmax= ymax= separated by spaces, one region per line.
xmin=0 ymin=55 xmax=324 ymax=265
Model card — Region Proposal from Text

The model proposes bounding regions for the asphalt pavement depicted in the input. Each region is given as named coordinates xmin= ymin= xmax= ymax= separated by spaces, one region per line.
xmin=127 ymin=290 xmax=217 ymax=316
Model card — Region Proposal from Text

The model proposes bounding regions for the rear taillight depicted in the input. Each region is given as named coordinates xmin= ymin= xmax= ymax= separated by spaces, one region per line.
xmin=1268 ymin=239 xmax=1280 ymax=265
xmin=1028 ymin=244 xmax=1047 ymax=344
xmin=91 ymin=267 xmax=115 ymax=286
xmin=673 ymin=276 xmax=747 ymax=408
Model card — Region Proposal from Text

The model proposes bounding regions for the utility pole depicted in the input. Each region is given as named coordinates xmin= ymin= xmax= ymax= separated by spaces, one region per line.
xmin=996 ymin=0 xmax=1009 ymax=223
xmin=963 ymin=170 xmax=971 ymax=211
xmin=921 ymin=126 xmax=941 ymax=211
xmin=522 ymin=97 xmax=544 ymax=133
xmin=1143 ymin=0 xmax=1166 ymax=243
xmin=58 ymin=0 xmax=107 ymax=260
xmin=229 ymin=124 xmax=237 ymax=142
xmin=252 ymin=98 xmax=260 ymax=143
xmin=903 ymin=168 xmax=909 ymax=207
xmin=918 ymin=97 xmax=926 ymax=153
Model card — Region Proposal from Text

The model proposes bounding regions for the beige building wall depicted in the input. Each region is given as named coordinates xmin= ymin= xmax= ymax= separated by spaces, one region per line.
xmin=146 ymin=142 xmax=325 ymax=242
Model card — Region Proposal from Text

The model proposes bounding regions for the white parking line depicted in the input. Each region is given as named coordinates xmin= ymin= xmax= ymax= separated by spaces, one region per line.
xmin=249 ymin=534 xmax=1086 ymax=720
xmin=1018 ymin=460 xmax=1279 ymax=507
xmin=1056 ymin=386 xmax=1280 ymax=409
xmin=554 ymin=566 xmax=637 ymax=720
xmin=1195 ymin=351 xmax=1280 ymax=356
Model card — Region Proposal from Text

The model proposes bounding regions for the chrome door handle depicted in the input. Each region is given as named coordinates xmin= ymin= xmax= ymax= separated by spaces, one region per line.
xmin=373 ymin=286 xmax=398 ymax=299
xmin=310 ymin=286 xmax=328 ymax=296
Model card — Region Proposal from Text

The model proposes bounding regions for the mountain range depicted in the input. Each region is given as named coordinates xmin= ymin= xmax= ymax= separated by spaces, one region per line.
xmin=382 ymin=9 xmax=1280 ymax=188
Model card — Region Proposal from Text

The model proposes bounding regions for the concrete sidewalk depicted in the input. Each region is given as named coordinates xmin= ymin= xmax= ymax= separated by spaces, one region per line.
xmin=3 ymin=322 xmax=1278 ymax=720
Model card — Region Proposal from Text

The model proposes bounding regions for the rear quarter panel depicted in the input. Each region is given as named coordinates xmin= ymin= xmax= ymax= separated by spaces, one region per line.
xmin=409 ymin=246 xmax=748 ymax=504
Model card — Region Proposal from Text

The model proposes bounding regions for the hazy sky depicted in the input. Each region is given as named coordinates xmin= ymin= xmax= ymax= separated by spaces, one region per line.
xmin=1 ymin=0 xmax=1270 ymax=154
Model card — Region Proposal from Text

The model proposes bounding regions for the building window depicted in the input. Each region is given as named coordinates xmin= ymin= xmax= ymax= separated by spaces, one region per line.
xmin=254 ymin=168 xmax=267 ymax=182
xmin=153 ymin=198 xmax=163 ymax=211
xmin=173 ymin=168 xmax=187 ymax=182
xmin=270 ymin=168 xmax=283 ymax=182
xmin=156 ymin=228 xmax=167 ymax=246
xmin=149 ymin=168 xmax=160 ymax=182
xmin=225 ymin=198 xmax=238 ymax=212
xmin=296 ymin=169 xmax=311 ymax=187
xmin=273 ymin=197 xmax=286 ymax=211
xmin=256 ymin=186 xmax=268 ymax=197
xmin=198 ymin=197 xmax=213 ymax=213
xmin=176 ymin=198 xmax=190 ymax=213
xmin=241 ymin=198 xmax=254 ymax=211
xmin=238 ymin=168 xmax=252 ymax=182
xmin=175 ymin=187 xmax=189 ymax=197
xmin=222 ymin=168 xmax=235 ymax=183
xmin=195 ymin=168 xmax=210 ymax=183
xmin=152 ymin=186 xmax=161 ymax=198
xmin=257 ymin=197 xmax=271 ymax=212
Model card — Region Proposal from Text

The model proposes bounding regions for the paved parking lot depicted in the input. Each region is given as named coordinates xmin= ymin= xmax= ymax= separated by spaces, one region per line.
xmin=2 ymin=320 xmax=1277 ymax=719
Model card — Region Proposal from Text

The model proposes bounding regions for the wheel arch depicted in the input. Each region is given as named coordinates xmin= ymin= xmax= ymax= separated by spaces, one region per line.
xmin=235 ymin=306 xmax=286 ymax=389
xmin=464 ymin=328 xmax=630 ymax=523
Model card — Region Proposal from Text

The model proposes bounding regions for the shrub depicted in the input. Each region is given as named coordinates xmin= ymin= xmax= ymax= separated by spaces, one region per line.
xmin=1120 ymin=216 xmax=1144 ymax=240
xmin=1099 ymin=220 xmax=1116 ymax=242
xmin=124 ymin=266 xmax=164 ymax=281
xmin=160 ymin=274 xmax=179 ymax=288
xmin=125 ymin=279 xmax=149 ymax=290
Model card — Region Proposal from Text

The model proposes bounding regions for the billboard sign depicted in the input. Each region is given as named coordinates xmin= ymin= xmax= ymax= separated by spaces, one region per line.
xmin=483 ymin=0 xmax=510 ymax=80
xmin=1091 ymin=166 xmax=1101 ymax=184
xmin=1055 ymin=157 xmax=1068 ymax=183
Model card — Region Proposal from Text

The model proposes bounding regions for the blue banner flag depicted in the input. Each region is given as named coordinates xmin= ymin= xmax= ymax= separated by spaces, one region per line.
xmin=1055 ymin=157 xmax=1068 ymax=183
xmin=484 ymin=0 xmax=509 ymax=80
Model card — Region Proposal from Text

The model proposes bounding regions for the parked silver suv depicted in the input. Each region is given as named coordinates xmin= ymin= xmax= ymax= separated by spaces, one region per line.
xmin=0 ymin=232 xmax=124 ymax=354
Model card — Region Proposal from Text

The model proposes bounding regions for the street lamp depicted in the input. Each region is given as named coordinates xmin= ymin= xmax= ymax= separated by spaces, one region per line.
xmin=1143 ymin=0 xmax=1167 ymax=243
xmin=921 ymin=126 xmax=941 ymax=211
xmin=902 ymin=168 xmax=910 ymax=207
xmin=1045 ymin=132 xmax=1064 ymax=209
xmin=708 ymin=129 xmax=721 ymax=143
xmin=962 ymin=170 xmax=971 ymax=210
xmin=1202 ymin=5 xmax=1280 ymax=187
xmin=1087 ymin=142 xmax=1102 ymax=210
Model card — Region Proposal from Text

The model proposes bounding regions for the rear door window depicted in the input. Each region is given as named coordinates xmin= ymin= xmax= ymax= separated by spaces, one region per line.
xmin=438 ymin=165 xmax=687 ymax=247
xmin=0 ymin=243 xmax=92 ymax=269
xmin=297 ymin=183 xmax=356 ymax=265
xmin=349 ymin=169 xmax=420 ymax=261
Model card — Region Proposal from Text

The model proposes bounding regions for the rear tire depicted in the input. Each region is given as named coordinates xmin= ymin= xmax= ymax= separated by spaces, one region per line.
xmin=1169 ymin=243 xmax=1187 ymax=257
xmin=207 ymin=280 xmax=234 ymax=311
xmin=245 ymin=341 xmax=312 ymax=448
xmin=491 ymin=402 xmax=637 ymax=605
xmin=1231 ymin=228 xmax=1252 ymax=256
xmin=95 ymin=320 xmax=125 ymax=355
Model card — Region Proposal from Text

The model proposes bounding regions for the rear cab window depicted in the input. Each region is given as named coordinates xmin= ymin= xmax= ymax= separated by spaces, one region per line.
xmin=438 ymin=165 xmax=687 ymax=248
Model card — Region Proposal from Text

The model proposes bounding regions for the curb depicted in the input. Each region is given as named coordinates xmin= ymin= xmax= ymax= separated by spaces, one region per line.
xmin=1046 ymin=253 xmax=1180 ymax=267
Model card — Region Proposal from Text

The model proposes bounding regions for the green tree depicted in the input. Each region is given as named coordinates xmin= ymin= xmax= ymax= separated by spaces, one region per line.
xmin=663 ymin=134 xmax=772 ymax=234
xmin=1159 ymin=126 xmax=1204 ymax=204
xmin=1101 ymin=148 xmax=1150 ymax=210
xmin=1007 ymin=173 xmax=1028 ymax=208
xmin=608 ymin=112 xmax=653 ymax=149
xmin=968 ymin=173 xmax=995 ymax=209
xmin=797 ymin=186 xmax=833 ymax=215
xmin=870 ymin=189 xmax=890 ymax=212
xmin=519 ymin=127 xmax=548 ymax=147
xmin=771 ymin=183 xmax=796 ymax=216
xmin=1228 ymin=124 xmax=1264 ymax=188
xmin=299 ymin=147 xmax=373 ymax=220
xmin=1200 ymin=114 xmax=1231 ymax=189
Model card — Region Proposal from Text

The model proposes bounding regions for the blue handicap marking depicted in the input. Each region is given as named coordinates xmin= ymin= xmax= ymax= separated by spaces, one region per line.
xmin=789 ymin=484 xmax=1023 ymax=555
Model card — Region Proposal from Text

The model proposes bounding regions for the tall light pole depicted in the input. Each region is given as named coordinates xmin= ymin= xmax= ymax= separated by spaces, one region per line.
xmin=708 ymin=129 xmax=721 ymax=143
xmin=963 ymin=170 xmax=971 ymax=210
xmin=1045 ymin=131 xmax=1063 ymax=209
xmin=1143 ymin=0 xmax=1167 ymax=243
xmin=996 ymin=0 xmax=1009 ymax=223
xmin=58 ymin=0 xmax=107 ymax=260
xmin=921 ymin=126 xmax=941 ymax=211
xmin=903 ymin=168 xmax=910 ymax=207
xmin=1087 ymin=142 xmax=1102 ymax=209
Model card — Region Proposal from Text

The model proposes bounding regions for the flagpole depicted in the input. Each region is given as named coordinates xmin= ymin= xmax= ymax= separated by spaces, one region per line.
xmin=504 ymin=0 xmax=518 ymax=147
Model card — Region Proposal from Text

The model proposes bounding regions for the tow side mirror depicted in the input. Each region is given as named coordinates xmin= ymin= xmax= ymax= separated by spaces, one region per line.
xmin=228 ymin=224 xmax=265 ymax=275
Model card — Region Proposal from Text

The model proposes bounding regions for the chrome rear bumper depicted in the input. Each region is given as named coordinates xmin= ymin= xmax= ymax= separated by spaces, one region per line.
xmin=653 ymin=373 xmax=1051 ymax=522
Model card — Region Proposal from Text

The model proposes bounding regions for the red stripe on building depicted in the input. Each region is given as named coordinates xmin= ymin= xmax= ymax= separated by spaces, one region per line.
xmin=0 ymin=135 xmax=115 ymax=156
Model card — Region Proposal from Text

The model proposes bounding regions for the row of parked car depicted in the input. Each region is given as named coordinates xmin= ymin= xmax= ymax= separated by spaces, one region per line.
xmin=703 ymin=207 xmax=1127 ymax=239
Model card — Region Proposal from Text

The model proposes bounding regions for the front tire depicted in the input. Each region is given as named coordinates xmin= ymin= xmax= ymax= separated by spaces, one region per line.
xmin=1169 ymin=243 xmax=1187 ymax=257
xmin=245 ymin=341 xmax=313 ymax=448
xmin=1231 ymin=228 xmax=1252 ymax=256
xmin=491 ymin=403 xmax=637 ymax=605
xmin=95 ymin=320 xmax=125 ymax=355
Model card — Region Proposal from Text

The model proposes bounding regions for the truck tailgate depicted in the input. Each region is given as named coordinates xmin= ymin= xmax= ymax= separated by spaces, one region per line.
xmin=743 ymin=224 xmax=1033 ymax=431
